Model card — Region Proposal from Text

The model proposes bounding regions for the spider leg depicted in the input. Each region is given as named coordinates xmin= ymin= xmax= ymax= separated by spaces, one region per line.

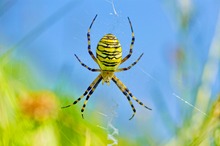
xmin=112 ymin=75 xmax=151 ymax=118
xmin=81 ymin=74 xmax=102 ymax=119
xmin=74 ymin=54 xmax=101 ymax=72
xmin=112 ymin=76 xmax=136 ymax=120
xmin=121 ymin=17 xmax=135 ymax=64
xmin=125 ymin=87 xmax=152 ymax=110
xmin=120 ymin=91 xmax=136 ymax=120
xmin=61 ymin=74 xmax=102 ymax=108
xmin=87 ymin=14 xmax=98 ymax=63
xmin=116 ymin=53 xmax=143 ymax=72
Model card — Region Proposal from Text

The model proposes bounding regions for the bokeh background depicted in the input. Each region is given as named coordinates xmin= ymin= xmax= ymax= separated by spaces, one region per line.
xmin=0 ymin=0 xmax=220 ymax=145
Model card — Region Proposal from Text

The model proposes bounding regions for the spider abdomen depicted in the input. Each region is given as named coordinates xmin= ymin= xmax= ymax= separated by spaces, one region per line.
xmin=96 ymin=33 xmax=122 ymax=71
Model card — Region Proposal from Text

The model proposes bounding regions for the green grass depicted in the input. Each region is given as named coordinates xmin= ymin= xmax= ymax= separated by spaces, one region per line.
xmin=0 ymin=46 xmax=219 ymax=146
xmin=0 ymin=52 xmax=106 ymax=146
xmin=0 ymin=51 xmax=137 ymax=146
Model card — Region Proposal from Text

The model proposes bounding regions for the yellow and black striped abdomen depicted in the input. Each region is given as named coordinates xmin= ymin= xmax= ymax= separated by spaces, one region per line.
xmin=96 ymin=34 xmax=122 ymax=71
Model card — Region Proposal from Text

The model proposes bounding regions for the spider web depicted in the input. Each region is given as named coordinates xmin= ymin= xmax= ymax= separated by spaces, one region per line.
xmin=3 ymin=0 xmax=219 ymax=145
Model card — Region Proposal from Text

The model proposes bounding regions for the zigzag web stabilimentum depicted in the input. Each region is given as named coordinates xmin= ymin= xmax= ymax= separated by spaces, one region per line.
xmin=97 ymin=103 xmax=119 ymax=146
xmin=105 ymin=0 xmax=119 ymax=16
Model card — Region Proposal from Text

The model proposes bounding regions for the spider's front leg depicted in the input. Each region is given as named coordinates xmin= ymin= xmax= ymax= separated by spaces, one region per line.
xmin=62 ymin=74 xmax=102 ymax=119
xmin=112 ymin=76 xmax=136 ymax=120
xmin=112 ymin=75 xmax=151 ymax=120
xmin=80 ymin=75 xmax=102 ymax=118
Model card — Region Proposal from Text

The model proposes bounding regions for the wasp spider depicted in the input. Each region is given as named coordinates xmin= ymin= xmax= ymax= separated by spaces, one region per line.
xmin=62 ymin=15 xmax=151 ymax=120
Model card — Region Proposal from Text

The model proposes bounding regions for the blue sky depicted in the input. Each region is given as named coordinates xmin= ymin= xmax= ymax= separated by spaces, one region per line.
xmin=0 ymin=0 xmax=220 ymax=142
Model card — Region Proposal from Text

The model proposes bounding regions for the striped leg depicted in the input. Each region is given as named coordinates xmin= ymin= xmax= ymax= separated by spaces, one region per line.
xmin=112 ymin=77 xmax=136 ymax=120
xmin=112 ymin=75 xmax=151 ymax=119
xmin=124 ymin=87 xmax=152 ymax=110
xmin=62 ymin=74 xmax=102 ymax=109
xmin=74 ymin=54 xmax=100 ymax=72
xmin=121 ymin=17 xmax=135 ymax=64
xmin=124 ymin=93 xmax=136 ymax=120
xmin=81 ymin=75 xmax=102 ymax=119
xmin=116 ymin=53 xmax=143 ymax=72
xmin=87 ymin=14 xmax=98 ymax=63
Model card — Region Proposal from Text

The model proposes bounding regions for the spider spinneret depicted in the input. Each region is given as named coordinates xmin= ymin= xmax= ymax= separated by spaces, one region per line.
xmin=62 ymin=14 xmax=151 ymax=120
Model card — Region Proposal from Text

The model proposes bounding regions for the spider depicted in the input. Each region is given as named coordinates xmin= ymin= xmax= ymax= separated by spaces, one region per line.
xmin=62 ymin=14 xmax=152 ymax=120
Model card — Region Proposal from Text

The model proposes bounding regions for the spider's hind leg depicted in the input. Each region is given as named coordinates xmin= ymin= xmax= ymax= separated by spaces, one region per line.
xmin=87 ymin=14 xmax=98 ymax=64
xmin=121 ymin=17 xmax=135 ymax=64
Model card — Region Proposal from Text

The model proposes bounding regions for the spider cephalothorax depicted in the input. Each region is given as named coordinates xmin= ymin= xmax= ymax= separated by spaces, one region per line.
xmin=62 ymin=15 xmax=151 ymax=120
xmin=100 ymin=71 xmax=114 ymax=85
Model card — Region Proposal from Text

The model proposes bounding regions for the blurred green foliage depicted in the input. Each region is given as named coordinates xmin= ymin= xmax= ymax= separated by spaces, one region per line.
xmin=0 ymin=52 xmax=108 ymax=146
xmin=1 ymin=51 xmax=145 ymax=146
xmin=0 ymin=47 xmax=219 ymax=146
